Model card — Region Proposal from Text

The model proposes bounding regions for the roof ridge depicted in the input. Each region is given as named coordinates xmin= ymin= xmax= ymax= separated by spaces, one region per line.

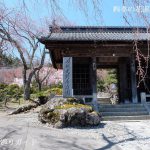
xmin=50 ymin=25 xmax=148 ymax=28
xmin=61 ymin=26 xmax=148 ymax=30
xmin=49 ymin=26 xmax=149 ymax=33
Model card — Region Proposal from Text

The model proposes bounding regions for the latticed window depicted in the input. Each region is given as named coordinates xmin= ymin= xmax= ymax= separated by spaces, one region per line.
xmin=73 ymin=59 xmax=92 ymax=95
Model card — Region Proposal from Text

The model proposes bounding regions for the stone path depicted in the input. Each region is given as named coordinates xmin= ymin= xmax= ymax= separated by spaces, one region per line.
xmin=0 ymin=110 xmax=150 ymax=150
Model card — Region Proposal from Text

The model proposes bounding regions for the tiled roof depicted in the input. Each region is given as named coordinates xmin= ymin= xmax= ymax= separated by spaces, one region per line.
xmin=41 ymin=26 xmax=150 ymax=42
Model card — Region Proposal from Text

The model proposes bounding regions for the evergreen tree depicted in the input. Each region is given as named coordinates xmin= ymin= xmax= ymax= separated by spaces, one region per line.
xmin=0 ymin=52 xmax=21 ymax=67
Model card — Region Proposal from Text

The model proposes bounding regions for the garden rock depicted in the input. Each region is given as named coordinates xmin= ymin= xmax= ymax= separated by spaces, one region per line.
xmin=54 ymin=121 xmax=65 ymax=128
xmin=86 ymin=112 xmax=101 ymax=126
xmin=10 ymin=103 xmax=38 ymax=115
xmin=38 ymin=97 xmax=101 ymax=128
xmin=10 ymin=93 xmax=57 ymax=115
xmin=46 ymin=97 xmax=68 ymax=108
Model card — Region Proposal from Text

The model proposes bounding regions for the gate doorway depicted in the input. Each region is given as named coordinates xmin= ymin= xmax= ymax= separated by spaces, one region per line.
xmin=97 ymin=68 xmax=119 ymax=104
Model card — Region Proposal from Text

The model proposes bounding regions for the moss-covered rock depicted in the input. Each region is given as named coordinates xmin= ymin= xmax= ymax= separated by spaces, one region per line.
xmin=55 ymin=103 xmax=92 ymax=111
xmin=38 ymin=97 xmax=101 ymax=128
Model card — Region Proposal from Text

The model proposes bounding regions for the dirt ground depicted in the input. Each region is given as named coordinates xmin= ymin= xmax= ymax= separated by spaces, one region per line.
xmin=0 ymin=107 xmax=150 ymax=150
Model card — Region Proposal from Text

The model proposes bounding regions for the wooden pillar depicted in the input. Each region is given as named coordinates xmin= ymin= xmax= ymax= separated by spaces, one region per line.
xmin=130 ymin=55 xmax=138 ymax=103
xmin=119 ymin=58 xmax=128 ymax=103
xmin=92 ymin=57 xmax=98 ymax=111
xmin=63 ymin=57 xmax=73 ymax=97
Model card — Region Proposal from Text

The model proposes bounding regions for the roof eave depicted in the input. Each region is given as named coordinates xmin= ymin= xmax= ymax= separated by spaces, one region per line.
xmin=38 ymin=37 xmax=58 ymax=69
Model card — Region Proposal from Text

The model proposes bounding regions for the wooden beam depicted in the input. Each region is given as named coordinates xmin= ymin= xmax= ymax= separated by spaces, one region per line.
xmin=97 ymin=57 xmax=118 ymax=63
xmin=47 ymin=45 xmax=134 ymax=51
xmin=63 ymin=53 xmax=131 ymax=57
xmin=44 ymin=40 xmax=134 ymax=46
xmin=62 ymin=49 xmax=132 ymax=57
xmin=118 ymin=58 xmax=128 ymax=103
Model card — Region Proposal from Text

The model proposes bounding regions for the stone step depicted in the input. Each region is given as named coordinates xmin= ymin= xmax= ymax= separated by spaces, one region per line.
xmin=99 ymin=104 xmax=144 ymax=109
xmin=98 ymin=103 xmax=150 ymax=121
xmin=98 ymin=98 xmax=111 ymax=104
xmin=100 ymin=107 xmax=146 ymax=112
xmin=101 ymin=111 xmax=149 ymax=116
xmin=102 ymin=115 xmax=150 ymax=121
xmin=99 ymin=101 xmax=111 ymax=104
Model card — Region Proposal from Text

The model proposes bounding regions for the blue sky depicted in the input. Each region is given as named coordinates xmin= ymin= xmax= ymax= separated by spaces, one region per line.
xmin=4 ymin=0 xmax=126 ymax=26
xmin=3 ymin=0 xmax=150 ymax=62
xmin=3 ymin=0 xmax=126 ymax=62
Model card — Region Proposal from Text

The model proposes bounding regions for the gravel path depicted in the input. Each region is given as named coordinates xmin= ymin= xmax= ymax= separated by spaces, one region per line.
xmin=0 ymin=109 xmax=150 ymax=150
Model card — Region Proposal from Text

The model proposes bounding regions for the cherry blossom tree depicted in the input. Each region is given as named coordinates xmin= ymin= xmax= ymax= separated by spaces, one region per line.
xmin=0 ymin=3 xmax=48 ymax=100
xmin=1 ymin=0 xmax=150 ymax=97
xmin=34 ymin=65 xmax=63 ymax=91
xmin=34 ymin=65 xmax=51 ymax=91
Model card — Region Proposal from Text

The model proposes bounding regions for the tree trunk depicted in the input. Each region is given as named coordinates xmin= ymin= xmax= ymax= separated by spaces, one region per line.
xmin=38 ymin=81 xmax=42 ymax=91
xmin=24 ymin=83 xmax=31 ymax=100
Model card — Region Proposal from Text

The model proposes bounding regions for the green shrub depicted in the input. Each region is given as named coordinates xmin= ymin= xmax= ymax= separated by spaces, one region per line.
xmin=50 ymin=82 xmax=63 ymax=89
xmin=36 ymin=91 xmax=48 ymax=97
xmin=0 ymin=89 xmax=6 ymax=102
xmin=50 ymin=87 xmax=62 ymax=95
xmin=0 ymin=84 xmax=23 ymax=102
xmin=30 ymin=85 xmax=38 ymax=94
xmin=43 ymin=89 xmax=51 ymax=95
xmin=34 ymin=87 xmax=62 ymax=99
xmin=41 ymin=86 xmax=51 ymax=91
xmin=7 ymin=84 xmax=23 ymax=97
xmin=0 ymin=83 xmax=8 ymax=89
xmin=35 ymin=89 xmax=51 ymax=98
